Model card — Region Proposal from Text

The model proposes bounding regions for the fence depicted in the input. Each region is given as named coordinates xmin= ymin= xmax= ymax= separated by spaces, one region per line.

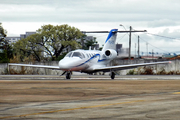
xmin=0 ymin=59 xmax=178 ymax=75
xmin=111 ymin=59 xmax=177 ymax=75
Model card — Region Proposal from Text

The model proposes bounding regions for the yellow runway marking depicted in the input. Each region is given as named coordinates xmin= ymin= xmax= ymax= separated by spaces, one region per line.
xmin=173 ymin=92 xmax=180 ymax=94
xmin=0 ymin=100 xmax=144 ymax=119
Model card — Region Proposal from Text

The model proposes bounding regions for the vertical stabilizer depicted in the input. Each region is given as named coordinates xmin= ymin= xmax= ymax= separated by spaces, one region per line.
xmin=102 ymin=29 xmax=118 ymax=51
xmin=89 ymin=46 xmax=91 ymax=50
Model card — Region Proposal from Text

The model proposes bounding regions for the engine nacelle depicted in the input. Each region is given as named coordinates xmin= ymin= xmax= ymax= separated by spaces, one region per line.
xmin=104 ymin=49 xmax=117 ymax=59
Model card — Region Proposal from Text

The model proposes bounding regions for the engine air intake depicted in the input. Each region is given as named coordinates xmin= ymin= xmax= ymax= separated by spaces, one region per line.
xmin=105 ymin=50 xmax=111 ymax=56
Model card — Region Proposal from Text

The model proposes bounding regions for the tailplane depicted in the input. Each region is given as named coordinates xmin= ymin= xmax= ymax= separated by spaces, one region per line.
xmin=102 ymin=29 xmax=118 ymax=51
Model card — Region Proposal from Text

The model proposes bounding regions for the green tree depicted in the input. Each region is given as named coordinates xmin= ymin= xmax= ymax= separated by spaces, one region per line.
xmin=13 ymin=34 xmax=44 ymax=62
xmin=81 ymin=35 xmax=97 ymax=50
xmin=37 ymin=24 xmax=83 ymax=60
xmin=0 ymin=23 xmax=13 ymax=63
xmin=12 ymin=24 xmax=83 ymax=61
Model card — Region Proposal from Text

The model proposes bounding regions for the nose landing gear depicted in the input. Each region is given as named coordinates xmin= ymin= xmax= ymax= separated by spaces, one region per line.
xmin=110 ymin=72 xmax=115 ymax=79
xmin=66 ymin=72 xmax=71 ymax=79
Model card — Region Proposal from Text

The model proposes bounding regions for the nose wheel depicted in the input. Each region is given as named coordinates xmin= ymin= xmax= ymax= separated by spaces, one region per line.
xmin=66 ymin=72 xmax=71 ymax=79
xmin=110 ymin=72 xmax=115 ymax=79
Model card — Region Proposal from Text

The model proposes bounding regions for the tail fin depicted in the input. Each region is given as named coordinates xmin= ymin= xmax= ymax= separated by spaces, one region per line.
xmin=102 ymin=29 xmax=118 ymax=51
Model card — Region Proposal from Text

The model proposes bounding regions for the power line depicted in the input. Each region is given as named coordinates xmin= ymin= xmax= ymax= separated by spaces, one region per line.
xmin=87 ymin=29 xmax=179 ymax=54
xmin=146 ymin=32 xmax=180 ymax=40
xmin=116 ymin=33 xmax=128 ymax=43
xmin=123 ymin=27 xmax=179 ymax=40
xmin=132 ymin=33 xmax=170 ymax=53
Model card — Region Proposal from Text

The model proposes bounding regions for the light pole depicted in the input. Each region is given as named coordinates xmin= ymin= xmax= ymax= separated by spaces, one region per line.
xmin=119 ymin=24 xmax=146 ymax=60
xmin=119 ymin=25 xmax=132 ymax=60
xmin=119 ymin=24 xmax=127 ymax=30
xmin=129 ymin=26 xmax=132 ymax=60
xmin=138 ymin=36 xmax=140 ymax=59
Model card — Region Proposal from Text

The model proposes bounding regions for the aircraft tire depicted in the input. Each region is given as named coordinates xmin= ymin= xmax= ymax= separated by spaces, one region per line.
xmin=66 ymin=72 xmax=71 ymax=79
xmin=111 ymin=72 xmax=115 ymax=79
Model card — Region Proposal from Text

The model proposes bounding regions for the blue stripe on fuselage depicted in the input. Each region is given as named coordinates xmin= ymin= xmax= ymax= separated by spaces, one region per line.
xmin=75 ymin=54 xmax=106 ymax=67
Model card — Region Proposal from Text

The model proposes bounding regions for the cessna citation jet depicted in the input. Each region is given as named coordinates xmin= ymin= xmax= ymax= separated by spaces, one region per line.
xmin=9 ymin=29 xmax=171 ymax=79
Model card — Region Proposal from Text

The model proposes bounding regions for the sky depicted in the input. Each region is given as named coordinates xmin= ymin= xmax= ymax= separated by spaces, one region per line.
xmin=1 ymin=0 xmax=180 ymax=54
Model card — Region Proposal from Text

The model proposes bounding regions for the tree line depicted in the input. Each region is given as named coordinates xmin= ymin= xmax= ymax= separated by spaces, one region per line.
xmin=0 ymin=23 xmax=97 ymax=63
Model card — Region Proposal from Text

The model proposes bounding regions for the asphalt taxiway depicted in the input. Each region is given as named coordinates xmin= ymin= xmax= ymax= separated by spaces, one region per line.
xmin=0 ymin=75 xmax=180 ymax=119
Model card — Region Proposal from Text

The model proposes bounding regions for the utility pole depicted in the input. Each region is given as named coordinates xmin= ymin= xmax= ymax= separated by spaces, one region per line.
xmin=138 ymin=36 xmax=140 ymax=59
xmin=87 ymin=25 xmax=147 ymax=60
xmin=126 ymin=26 xmax=146 ymax=60
xmin=135 ymin=43 xmax=136 ymax=58
xmin=129 ymin=26 xmax=132 ymax=60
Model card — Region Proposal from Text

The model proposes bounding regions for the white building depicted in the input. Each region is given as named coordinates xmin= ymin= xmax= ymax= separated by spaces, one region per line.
xmin=5 ymin=32 xmax=36 ymax=44
xmin=5 ymin=37 xmax=20 ymax=44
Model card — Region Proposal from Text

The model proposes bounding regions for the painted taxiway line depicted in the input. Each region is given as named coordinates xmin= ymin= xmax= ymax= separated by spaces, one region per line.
xmin=173 ymin=92 xmax=180 ymax=94
xmin=0 ymin=100 xmax=144 ymax=119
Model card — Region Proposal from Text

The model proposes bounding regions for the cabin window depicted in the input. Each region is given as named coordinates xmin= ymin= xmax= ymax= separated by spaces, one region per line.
xmin=81 ymin=53 xmax=85 ymax=58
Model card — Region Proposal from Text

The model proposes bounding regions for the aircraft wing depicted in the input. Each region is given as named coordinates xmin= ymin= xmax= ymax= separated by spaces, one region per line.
xmin=93 ymin=61 xmax=171 ymax=72
xmin=8 ymin=63 xmax=60 ymax=69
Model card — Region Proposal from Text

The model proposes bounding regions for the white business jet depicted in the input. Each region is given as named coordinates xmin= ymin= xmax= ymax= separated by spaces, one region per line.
xmin=9 ymin=29 xmax=171 ymax=79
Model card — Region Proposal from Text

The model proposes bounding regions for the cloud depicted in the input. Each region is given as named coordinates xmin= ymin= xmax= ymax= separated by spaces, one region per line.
xmin=1 ymin=0 xmax=180 ymax=23
xmin=148 ymin=19 xmax=178 ymax=27
xmin=157 ymin=28 xmax=180 ymax=39
xmin=1 ymin=0 xmax=180 ymax=53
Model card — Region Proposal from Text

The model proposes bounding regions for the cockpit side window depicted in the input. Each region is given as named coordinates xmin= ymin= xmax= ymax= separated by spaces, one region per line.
xmin=65 ymin=52 xmax=72 ymax=57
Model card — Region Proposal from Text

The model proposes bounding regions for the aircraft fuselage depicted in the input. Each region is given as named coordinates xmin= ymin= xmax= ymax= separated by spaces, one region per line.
xmin=58 ymin=49 xmax=116 ymax=73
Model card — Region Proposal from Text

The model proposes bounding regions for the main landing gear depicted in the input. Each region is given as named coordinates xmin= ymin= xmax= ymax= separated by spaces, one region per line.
xmin=66 ymin=72 xmax=71 ymax=79
xmin=61 ymin=71 xmax=72 ymax=79
xmin=110 ymin=72 xmax=115 ymax=79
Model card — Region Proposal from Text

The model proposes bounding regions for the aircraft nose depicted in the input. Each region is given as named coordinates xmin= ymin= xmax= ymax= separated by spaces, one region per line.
xmin=59 ymin=60 xmax=70 ymax=69
xmin=59 ymin=58 xmax=82 ymax=70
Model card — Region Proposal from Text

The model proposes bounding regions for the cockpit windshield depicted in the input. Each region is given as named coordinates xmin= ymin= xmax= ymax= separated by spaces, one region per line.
xmin=72 ymin=52 xmax=85 ymax=59
xmin=65 ymin=52 xmax=85 ymax=59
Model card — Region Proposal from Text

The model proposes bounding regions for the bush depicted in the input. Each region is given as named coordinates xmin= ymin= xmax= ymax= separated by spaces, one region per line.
xmin=140 ymin=66 xmax=154 ymax=75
